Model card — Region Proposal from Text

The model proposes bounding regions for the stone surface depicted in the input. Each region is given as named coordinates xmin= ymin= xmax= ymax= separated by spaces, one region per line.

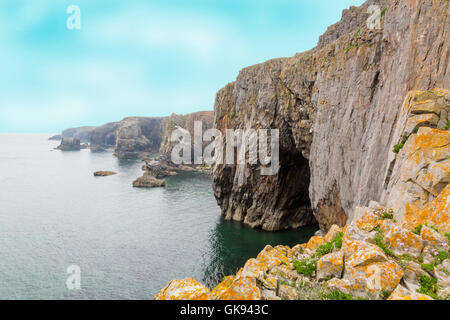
xmin=383 ymin=225 xmax=423 ymax=258
xmin=383 ymin=93 xmax=450 ymax=224
xmin=132 ymin=174 xmax=166 ymax=188
xmin=93 ymin=171 xmax=117 ymax=177
xmin=61 ymin=126 xmax=96 ymax=142
xmin=212 ymin=0 xmax=449 ymax=231
xmin=420 ymin=225 xmax=449 ymax=251
xmin=114 ymin=117 xmax=164 ymax=159
xmin=56 ymin=137 xmax=81 ymax=151
xmin=316 ymin=251 xmax=344 ymax=280
xmin=387 ymin=285 xmax=433 ymax=300
xmin=89 ymin=122 xmax=119 ymax=150
xmin=153 ymin=278 xmax=210 ymax=300
xmin=159 ymin=111 xmax=214 ymax=163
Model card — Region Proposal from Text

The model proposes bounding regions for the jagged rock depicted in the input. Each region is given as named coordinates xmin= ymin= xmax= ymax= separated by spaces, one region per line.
xmin=278 ymin=284 xmax=298 ymax=300
xmin=402 ymin=261 xmax=427 ymax=292
xmin=132 ymin=175 xmax=165 ymax=188
xmin=420 ymin=225 xmax=449 ymax=251
xmin=89 ymin=122 xmax=119 ymax=150
xmin=212 ymin=0 xmax=449 ymax=231
xmin=317 ymin=251 xmax=344 ymax=281
xmin=261 ymin=289 xmax=280 ymax=300
xmin=405 ymin=185 xmax=450 ymax=234
xmin=56 ymin=137 xmax=81 ymax=151
xmin=62 ymin=126 xmax=96 ymax=142
xmin=114 ymin=117 xmax=164 ymax=159
xmin=48 ymin=135 xmax=61 ymax=141
xmin=383 ymin=90 xmax=450 ymax=226
xmin=93 ymin=171 xmax=117 ymax=177
xmin=153 ymin=278 xmax=210 ymax=300
xmin=384 ymin=225 xmax=423 ymax=258
xmin=387 ymin=285 xmax=433 ymax=300
xmin=159 ymin=111 xmax=214 ymax=163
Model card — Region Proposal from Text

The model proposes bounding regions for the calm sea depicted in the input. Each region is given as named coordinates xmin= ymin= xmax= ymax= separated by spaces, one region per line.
xmin=0 ymin=133 xmax=317 ymax=299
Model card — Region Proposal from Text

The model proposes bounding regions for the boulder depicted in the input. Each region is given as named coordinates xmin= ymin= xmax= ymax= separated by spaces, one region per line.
xmin=383 ymin=225 xmax=423 ymax=258
xmin=132 ymin=175 xmax=165 ymax=188
xmin=93 ymin=171 xmax=117 ymax=177
xmin=420 ymin=225 xmax=449 ymax=251
xmin=153 ymin=278 xmax=210 ymax=300
xmin=387 ymin=285 xmax=433 ymax=300
xmin=316 ymin=251 xmax=344 ymax=281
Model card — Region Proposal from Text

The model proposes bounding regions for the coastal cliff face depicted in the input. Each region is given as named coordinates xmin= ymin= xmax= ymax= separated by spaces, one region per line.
xmin=61 ymin=126 xmax=96 ymax=143
xmin=89 ymin=122 xmax=119 ymax=151
xmin=113 ymin=117 xmax=164 ymax=159
xmin=155 ymin=90 xmax=449 ymax=300
xmin=159 ymin=111 xmax=214 ymax=161
xmin=212 ymin=0 xmax=449 ymax=231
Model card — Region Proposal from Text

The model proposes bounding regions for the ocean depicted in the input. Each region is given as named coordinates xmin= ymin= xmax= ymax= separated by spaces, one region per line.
xmin=0 ymin=134 xmax=317 ymax=299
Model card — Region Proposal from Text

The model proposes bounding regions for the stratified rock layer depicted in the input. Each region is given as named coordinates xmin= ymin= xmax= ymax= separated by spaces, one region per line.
xmin=212 ymin=0 xmax=449 ymax=231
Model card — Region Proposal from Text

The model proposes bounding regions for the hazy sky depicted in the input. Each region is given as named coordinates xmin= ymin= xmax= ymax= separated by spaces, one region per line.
xmin=0 ymin=0 xmax=365 ymax=133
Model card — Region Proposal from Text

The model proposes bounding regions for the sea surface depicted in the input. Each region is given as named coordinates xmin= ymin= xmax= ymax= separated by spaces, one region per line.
xmin=0 ymin=134 xmax=318 ymax=299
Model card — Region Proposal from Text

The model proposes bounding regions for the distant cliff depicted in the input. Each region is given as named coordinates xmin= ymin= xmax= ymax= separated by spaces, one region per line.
xmin=159 ymin=111 xmax=215 ymax=162
xmin=212 ymin=0 xmax=449 ymax=231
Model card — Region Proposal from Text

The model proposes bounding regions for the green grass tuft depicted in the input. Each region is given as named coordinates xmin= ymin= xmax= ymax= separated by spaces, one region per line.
xmin=292 ymin=258 xmax=317 ymax=277
xmin=325 ymin=291 xmax=354 ymax=300
xmin=417 ymin=275 xmax=439 ymax=300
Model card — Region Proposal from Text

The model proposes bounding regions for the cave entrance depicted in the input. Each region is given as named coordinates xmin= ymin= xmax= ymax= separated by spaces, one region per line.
xmin=276 ymin=147 xmax=315 ymax=229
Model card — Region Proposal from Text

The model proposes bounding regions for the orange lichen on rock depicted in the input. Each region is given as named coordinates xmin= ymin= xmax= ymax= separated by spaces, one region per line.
xmin=388 ymin=285 xmax=433 ymax=300
xmin=153 ymin=278 xmax=210 ymax=300
xmin=384 ymin=225 xmax=424 ymax=258
xmin=355 ymin=211 xmax=379 ymax=231
xmin=317 ymin=251 xmax=344 ymax=280
xmin=405 ymin=184 xmax=450 ymax=234
xmin=305 ymin=236 xmax=326 ymax=251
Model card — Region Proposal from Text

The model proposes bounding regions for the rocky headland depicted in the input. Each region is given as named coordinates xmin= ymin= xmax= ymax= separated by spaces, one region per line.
xmin=155 ymin=0 xmax=450 ymax=300
xmin=131 ymin=111 xmax=214 ymax=187
xmin=56 ymin=137 xmax=83 ymax=151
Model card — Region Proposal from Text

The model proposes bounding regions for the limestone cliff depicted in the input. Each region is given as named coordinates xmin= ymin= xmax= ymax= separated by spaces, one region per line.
xmin=113 ymin=117 xmax=164 ymax=159
xmin=61 ymin=126 xmax=96 ymax=143
xmin=159 ymin=111 xmax=214 ymax=162
xmin=89 ymin=122 xmax=119 ymax=151
xmin=212 ymin=0 xmax=449 ymax=231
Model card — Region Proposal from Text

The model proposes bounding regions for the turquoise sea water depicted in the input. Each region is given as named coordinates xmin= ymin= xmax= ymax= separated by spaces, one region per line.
xmin=0 ymin=134 xmax=317 ymax=299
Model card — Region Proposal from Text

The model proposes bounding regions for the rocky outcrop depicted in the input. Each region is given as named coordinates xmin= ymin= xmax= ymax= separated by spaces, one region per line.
xmin=132 ymin=174 xmax=166 ymax=188
xmin=89 ymin=122 xmax=119 ymax=151
xmin=381 ymin=89 xmax=450 ymax=231
xmin=56 ymin=137 xmax=82 ymax=151
xmin=114 ymin=117 xmax=164 ymax=159
xmin=48 ymin=135 xmax=62 ymax=141
xmin=154 ymin=202 xmax=450 ymax=300
xmin=212 ymin=0 xmax=449 ymax=231
xmin=159 ymin=111 xmax=214 ymax=162
xmin=61 ymin=126 xmax=96 ymax=142
xmin=131 ymin=111 xmax=214 ymax=187
xmin=93 ymin=171 xmax=117 ymax=177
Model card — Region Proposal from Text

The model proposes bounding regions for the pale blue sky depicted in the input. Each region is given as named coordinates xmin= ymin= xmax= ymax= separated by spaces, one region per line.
xmin=0 ymin=0 xmax=365 ymax=133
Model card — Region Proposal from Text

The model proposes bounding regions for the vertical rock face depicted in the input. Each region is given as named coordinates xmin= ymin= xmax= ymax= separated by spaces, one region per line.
xmin=89 ymin=122 xmax=120 ymax=151
xmin=56 ymin=137 xmax=81 ymax=151
xmin=212 ymin=0 xmax=449 ymax=231
xmin=159 ymin=111 xmax=214 ymax=161
xmin=61 ymin=126 xmax=96 ymax=142
xmin=381 ymin=89 xmax=450 ymax=231
xmin=114 ymin=117 xmax=164 ymax=159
